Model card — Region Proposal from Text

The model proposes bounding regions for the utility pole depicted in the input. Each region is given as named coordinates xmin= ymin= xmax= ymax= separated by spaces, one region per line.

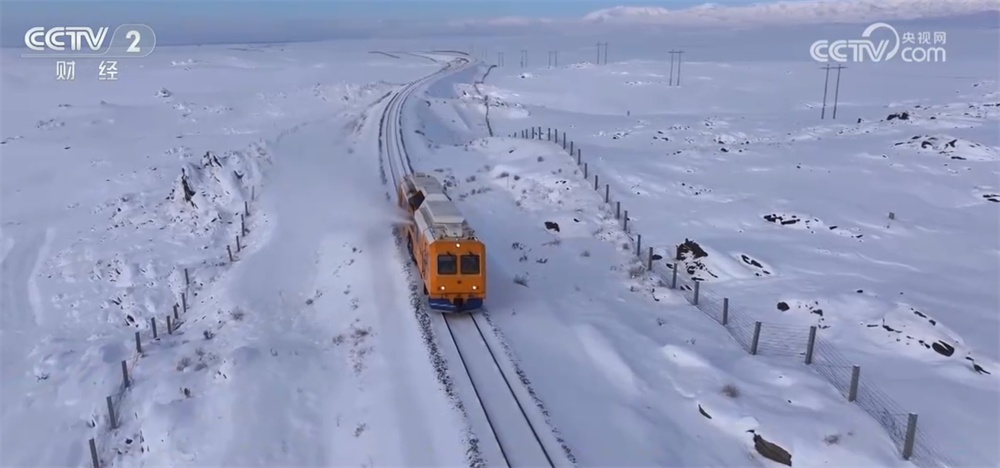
xmin=832 ymin=64 xmax=845 ymax=119
xmin=668 ymin=50 xmax=685 ymax=86
xmin=596 ymin=42 xmax=609 ymax=65
xmin=820 ymin=64 xmax=846 ymax=119
xmin=668 ymin=51 xmax=675 ymax=86
xmin=521 ymin=49 xmax=527 ymax=68
xmin=820 ymin=65 xmax=831 ymax=119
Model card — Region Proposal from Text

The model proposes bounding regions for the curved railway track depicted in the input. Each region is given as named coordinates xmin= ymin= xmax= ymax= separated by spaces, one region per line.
xmin=377 ymin=55 xmax=569 ymax=468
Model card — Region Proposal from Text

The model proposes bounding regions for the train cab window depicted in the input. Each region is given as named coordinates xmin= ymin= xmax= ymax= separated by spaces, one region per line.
xmin=460 ymin=254 xmax=480 ymax=275
xmin=408 ymin=191 xmax=425 ymax=211
xmin=437 ymin=254 xmax=457 ymax=274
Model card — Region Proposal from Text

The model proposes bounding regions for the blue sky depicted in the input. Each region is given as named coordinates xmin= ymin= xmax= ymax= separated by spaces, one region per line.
xmin=1 ymin=0 xmax=770 ymax=45
xmin=2 ymin=0 xmax=764 ymax=22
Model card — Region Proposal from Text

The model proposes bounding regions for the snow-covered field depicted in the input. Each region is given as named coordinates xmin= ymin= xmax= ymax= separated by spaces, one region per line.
xmin=1 ymin=42 xmax=475 ymax=467
xmin=463 ymin=33 xmax=999 ymax=468
xmin=2 ymin=10 xmax=998 ymax=468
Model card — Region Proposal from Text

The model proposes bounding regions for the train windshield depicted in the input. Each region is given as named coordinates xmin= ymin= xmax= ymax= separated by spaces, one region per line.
xmin=460 ymin=254 xmax=480 ymax=275
xmin=437 ymin=254 xmax=457 ymax=274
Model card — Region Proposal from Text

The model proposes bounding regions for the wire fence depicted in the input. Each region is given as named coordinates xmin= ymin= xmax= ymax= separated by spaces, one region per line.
xmin=84 ymin=193 xmax=258 ymax=468
xmin=508 ymin=126 xmax=955 ymax=468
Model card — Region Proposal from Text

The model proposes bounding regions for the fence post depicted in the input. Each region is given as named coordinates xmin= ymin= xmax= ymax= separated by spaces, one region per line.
xmin=537 ymin=126 xmax=542 ymax=139
xmin=173 ymin=303 xmax=179 ymax=320
xmin=576 ymin=148 xmax=581 ymax=165
xmin=604 ymin=184 xmax=610 ymax=203
xmin=121 ymin=359 xmax=130 ymax=388
xmin=251 ymin=185 xmax=255 ymax=201
xmin=106 ymin=395 xmax=117 ymax=429
xmin=184 ymin=268 xmax=190 ymax=287
xmin=722 ymin=298 xmax=729 ymax=325
xmin=647 ymin=247 xmax=653 ymax=270
xmin=623 ymin=211 xmax=629 ymax=231
xmin=151 ymin=317 xmax=157 ymax=339
xmin=584 ymin=163 xmax=588 ymax=179
xmin=182 ymin=292 xmax=187 ymax=313
xmin=671 ymin=263 xmax=678 ymax=288
xmin=548 ymin=128 xmax=551 ymax=140
xmin=237 ymin=235 xmax=242 ymax=253
xmin=227 ymin=245 xmax=234 ymax=262
xmin=570 ymin=141 xmax=574 ymax=154
xmin=750 ymin=321 xmax=762 ymax=355
xmin=616 ymin=201 xmax=621 ymax=219
xmin=805 ymin=326 xmax=817 ymax=364
xmin=562 ymin=135 xmax=566 ymax=150
xmin=89 ymin=438 xmax=100 ymax=468
xmin=594 ymin=174 xmax=599 ymax=191
xmin=244 ymin=201 xmax=249 ymax=217
xmin=167 ymin=315 xmax=173 ymax=334
xmin=693 ymin=281 xmax=700 ymax=305
xmin=902 ymin=413 xmax=918 ymax=460
xmin=134 ymin=331 xmax=142 ymax=354
xmin=241 ymin=213 xmax=246 ymax=235
xmin=848 ymin=366 xmax=860 ymax=402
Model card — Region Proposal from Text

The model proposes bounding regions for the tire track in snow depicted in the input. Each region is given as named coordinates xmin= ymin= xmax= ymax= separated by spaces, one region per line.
xmin=0 ymin=226 xmax=52 ymax=448
xmin=0 ymin=226 xmax=52 ymax=331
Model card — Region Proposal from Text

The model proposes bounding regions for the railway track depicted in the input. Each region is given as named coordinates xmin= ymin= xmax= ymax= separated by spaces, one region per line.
xmin=377 ymin=55 xmax=569 ymax=468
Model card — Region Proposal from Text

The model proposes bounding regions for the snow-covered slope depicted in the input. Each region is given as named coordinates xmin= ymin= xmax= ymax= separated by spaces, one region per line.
xmin=0 ymin=43 xmax=472 ymax=467
xmin=445 ymin=0 xmax=1000 ymax=31
xmin=470 ymin=50 xmax=998 ymax=467
xmin=2 ymin=19 xmax=997 ymax=468
xmin=582 ymin=0 xmax=1000 ymax=26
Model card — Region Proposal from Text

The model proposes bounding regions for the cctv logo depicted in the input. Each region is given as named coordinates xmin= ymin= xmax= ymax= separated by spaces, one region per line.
xmin=22 ymin=24 xmax=156 ymax=58
xmin=810 ymin=22 xmax=900 ymax=63
xmin=25 ymin=27 xmax=110 ymax=52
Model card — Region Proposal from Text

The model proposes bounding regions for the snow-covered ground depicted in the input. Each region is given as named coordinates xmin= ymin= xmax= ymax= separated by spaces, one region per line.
xmin=1 ymin=43 xmax=474 ymax=467
xmin=458 ymin=34 xmax=999 ymax=468
xmin=2 ymin=11 xmax=998 ymax=468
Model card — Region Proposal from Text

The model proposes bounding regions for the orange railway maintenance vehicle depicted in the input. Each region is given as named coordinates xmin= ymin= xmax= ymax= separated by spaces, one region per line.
xmin=398 ymin=173 xmax=486 ymax=312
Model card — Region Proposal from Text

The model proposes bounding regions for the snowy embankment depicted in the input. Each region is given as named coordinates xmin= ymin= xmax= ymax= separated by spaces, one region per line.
xmin=476 ymin=53 xmax=999 ymax=466
xmin=397 ymin=62 xmax=918 ymax=466
xmin=1 ymin=43 xmax=468 ymax=467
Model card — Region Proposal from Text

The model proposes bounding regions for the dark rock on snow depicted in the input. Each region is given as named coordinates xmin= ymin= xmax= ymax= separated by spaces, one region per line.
xmin=749 ymin=430 xmax=792 ymax=466
xmin=676 ymin=238 xmax=708 ymax=261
